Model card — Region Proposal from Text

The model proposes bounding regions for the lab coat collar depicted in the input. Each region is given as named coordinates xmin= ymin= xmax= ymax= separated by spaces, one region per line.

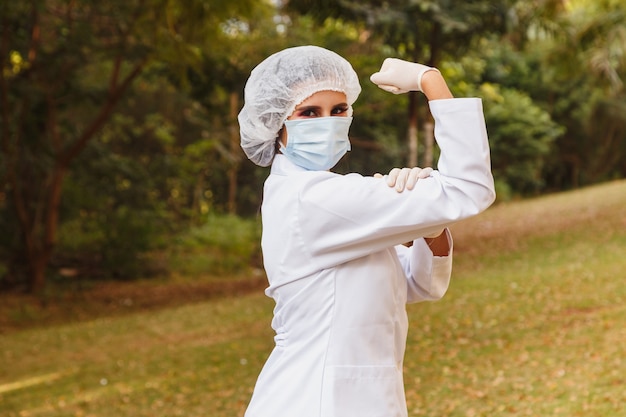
xmin=270 ymin=154 xmax=310 ymax=176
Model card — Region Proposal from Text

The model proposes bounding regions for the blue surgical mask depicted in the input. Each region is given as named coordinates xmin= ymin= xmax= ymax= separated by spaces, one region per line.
xmin=280 ymin=117 xmax=352 ymax=171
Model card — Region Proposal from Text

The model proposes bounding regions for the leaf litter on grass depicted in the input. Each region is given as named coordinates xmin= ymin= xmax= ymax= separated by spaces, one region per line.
xmin=1 ymin=180 xmax=625 ymax=417
xmin=403 ymin=180 xmax=626 ymax=417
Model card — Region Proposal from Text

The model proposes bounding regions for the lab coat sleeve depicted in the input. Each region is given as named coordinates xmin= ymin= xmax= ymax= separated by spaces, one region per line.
xmin=395 ymin=229 xmax=453 ymax=303
xmin=296 ymin=98 xmax=495 ymax=270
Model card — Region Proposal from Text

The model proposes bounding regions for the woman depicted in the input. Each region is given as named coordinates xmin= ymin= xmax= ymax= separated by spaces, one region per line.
xmin=238 ymin=45 xmax=495 ymax=417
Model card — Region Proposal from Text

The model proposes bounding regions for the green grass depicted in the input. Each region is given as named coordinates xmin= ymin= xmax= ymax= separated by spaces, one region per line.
xmin=1 ymin=180 xmax=625 ymax=416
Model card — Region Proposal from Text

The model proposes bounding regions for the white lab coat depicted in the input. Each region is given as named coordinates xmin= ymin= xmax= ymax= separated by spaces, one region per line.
xmin=244 ymin=98 xmax=496 ymax=417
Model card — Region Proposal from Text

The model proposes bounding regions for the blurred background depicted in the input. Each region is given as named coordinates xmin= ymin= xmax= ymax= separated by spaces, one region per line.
xmin=2 ymin=2 xmax=625 ymax=417
xmin=1 ymin=0 xmax=624 ymax=295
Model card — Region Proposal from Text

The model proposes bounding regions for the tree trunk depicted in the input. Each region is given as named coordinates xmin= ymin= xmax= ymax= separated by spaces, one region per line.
xmin=424 ymin=21 xmax=442 ymax=169
xmin=407 ymin=91 xmax=419 ymax=167
xmin=423 ymin=119 xmax=434 ymax=167
xmin=29 ymin=254 xmax=48 ymax=294
xmin=5 ymin=58 xmax=147 ymax=293
xmin=227 ymin=91 xmax=240 ymax=214
xmin=32 ymin=166 xmax=66 ymax=293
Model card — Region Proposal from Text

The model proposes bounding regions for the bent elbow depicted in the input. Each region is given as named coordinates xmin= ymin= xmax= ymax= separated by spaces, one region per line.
xmin=435 ymin=170 xmax=496 ymax=219
xmin=407 ymin=252 xmax=453 ymax=304
xmin=477 ymin=181 xmax=497 ymax=212
xmin=408 ymin=279 xmax=449 ymax=303
xmin=427 ymin=283 xmax=449 ymax=301
xmin=464 ymin=174 xmax=496 ymax=215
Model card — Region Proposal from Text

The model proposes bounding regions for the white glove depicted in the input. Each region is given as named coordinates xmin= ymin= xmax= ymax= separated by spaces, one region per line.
xmin=370 ymin=58 xmax=440 ymax=94
xmin=374 ymin=166 xmax=433 ymax=192
xmin=374 ymin=167 xmax=444 ymax=239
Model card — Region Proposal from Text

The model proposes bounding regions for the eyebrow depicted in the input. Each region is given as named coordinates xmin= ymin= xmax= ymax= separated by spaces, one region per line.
xmin=294 ymin=103 xmax=349 ymax=112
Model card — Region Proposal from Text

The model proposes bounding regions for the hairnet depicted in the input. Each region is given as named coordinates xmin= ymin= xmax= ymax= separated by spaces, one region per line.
xmin=238 ymin=45 xmax=362 ymax=167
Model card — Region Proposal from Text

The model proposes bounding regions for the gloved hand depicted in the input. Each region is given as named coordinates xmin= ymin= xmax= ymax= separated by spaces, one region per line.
xmin=370 ymin=58 xmax=439 ymax=94
xmin=374 ymin=166 xmax=433 ymax=192
xmin=375 ymin=167 xmax=445 ymax=239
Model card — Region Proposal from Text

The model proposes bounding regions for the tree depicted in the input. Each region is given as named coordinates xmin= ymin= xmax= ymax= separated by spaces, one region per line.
xmin=188 ymin=4 xmax=290 ymax=215
xmin=0 ymin=0 xmax=258 ymax=292
xmin=56 ymin=71 xmax=210 ymax=279
xmin=540 ymin=0 xmax=626 ymax=187
xmin=484 ymin=0 xmax=626 ymax=189
xmin=285 ymin=0 xmax=512 ymax=167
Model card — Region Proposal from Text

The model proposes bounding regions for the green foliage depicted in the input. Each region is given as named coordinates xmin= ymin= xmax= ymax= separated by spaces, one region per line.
xmin=3 ymin=0 xmax=626 ymax=290
xmin=0 ymin=0 xmax=268 ymax=290
xmin=482 ymin=86 xmax=563 ymax=195
xmin=50 ymin=70 xmax=208 ymax=279
xmin=477 ymin=2 xmax=626 ymax=188
xmin=537 ymin=1 xmax=626 ymax=187
xmin=169 ymin=213 xmax=261 ymax=276
xmin=446 ymin=55 xmax=564 ymax=197
xmin=286 ymin=0 xmax=512 ymax=61
xmin=57 ymin=171 xmax=170 ymax=280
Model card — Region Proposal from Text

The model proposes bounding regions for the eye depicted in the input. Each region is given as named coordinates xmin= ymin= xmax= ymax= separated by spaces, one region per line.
xmin=332 ymin=105 xmax=349 ymax=115
xmin=300 ymin=109 xmax=319 ymax=117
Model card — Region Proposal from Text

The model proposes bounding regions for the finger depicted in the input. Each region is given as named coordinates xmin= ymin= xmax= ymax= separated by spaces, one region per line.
xmin=380 ymin=57 xmax=395 ymax=71
xmin=405 ymin=167 xmax=422 ymax=190
xmin=373 ymin=83 xmax=403 ymax=94
xmin=369 ymin=72 xmax=386 ymax=85
xmin=370 ymin=58 xmax=394 ymax=84
xmin=373 ymin=173 xmax=383 ymax=178
xmin=395 ymin=167 xmax=411 ymax=192
xmin=370 ymin=59 xmax=401 ymax=91
xmin=386 ymin=168 xmax=401 ymax=187
xmin=417 ymin=167 xmax=433 ymax=179
xmin=370 ymin=60 xmax=407 ymax=94
xmin=382 ymin=85 xmax=405 ymax=94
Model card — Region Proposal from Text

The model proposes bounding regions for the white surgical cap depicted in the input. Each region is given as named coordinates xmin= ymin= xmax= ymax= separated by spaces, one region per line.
xmin=238 ymin=45 xmax=362 ymax=166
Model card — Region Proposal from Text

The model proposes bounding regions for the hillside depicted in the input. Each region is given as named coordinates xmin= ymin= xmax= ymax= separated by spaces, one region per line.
xmin=1 ymin=180 xmax=625 ymax=417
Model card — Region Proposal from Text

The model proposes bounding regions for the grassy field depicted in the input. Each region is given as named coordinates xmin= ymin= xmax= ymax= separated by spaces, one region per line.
xmin=1 ymin=180 xmax=625 ymax=417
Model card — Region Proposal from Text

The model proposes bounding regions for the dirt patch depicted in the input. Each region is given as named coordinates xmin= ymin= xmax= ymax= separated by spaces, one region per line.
xmin=0 ymin=273 xmax=267 ymax=334
xmin=450 ymin=180 xmax=626 ymax=256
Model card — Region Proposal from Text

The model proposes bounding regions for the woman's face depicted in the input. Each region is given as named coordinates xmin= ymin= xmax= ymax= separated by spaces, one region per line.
xmin=280 ymin=90 xmax=349 ymax=146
